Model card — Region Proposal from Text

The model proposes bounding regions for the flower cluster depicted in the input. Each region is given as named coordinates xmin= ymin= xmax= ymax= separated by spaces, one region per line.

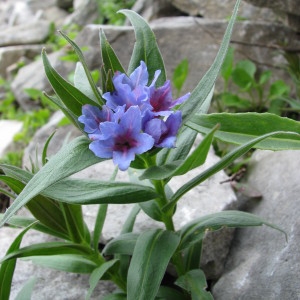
xmin=79 ymin=61 xmax=190 ymax=171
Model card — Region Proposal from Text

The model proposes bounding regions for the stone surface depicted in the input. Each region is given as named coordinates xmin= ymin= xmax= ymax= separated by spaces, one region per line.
xmin=10 ymin=49 xmax=75 ymax=110
xmin=0 ymin=45 xmax=43 ymax=78
xmin=169 ymin=0 xmax=277 ymax=21
xmin=75 ymin=19 xmax=300 ymax=98
xmin=212 ymin=150 xmax=300 ymax=299
xmin=0 ymin=120 xmax=23 ymax=157
xmin=244 ymin=0 xmax=300 ymax=31
xmin=0 ymin=20 xmax=50 ymax=47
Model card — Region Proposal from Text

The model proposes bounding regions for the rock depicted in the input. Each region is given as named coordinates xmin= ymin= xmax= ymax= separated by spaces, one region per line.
xmin=0 ymin=120 xmax=23 ymax=157
xmin=41 ymin=6 xmax=69 ymax=27
xmin=75 ymin=19 xmax=300 ymax=98
xmin=212 ymin=150 xmax=300 ymax=299
xmin=56 ymin=0 xmax=73 ymax=10
xmin=0 ymin=20 xmax=50 ymax=47
xmin=0 ymin=45 xmax=43 ymax=78
xmin=169 ymin=0 xmax=277 ymax=21
xmin=64 ymin=0 xmax=99 ymax=26
xmin=244 ymin=0 xmax=300 ymax=31
xmin=10 ymin=49 xmax=75 ymax=111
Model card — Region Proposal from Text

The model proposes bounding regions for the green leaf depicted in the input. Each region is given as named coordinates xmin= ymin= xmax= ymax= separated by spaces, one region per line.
xmin=103 ymin=233 xmax=139 ymax=256
xmin=140 ymin=125 xmax=218 ymax=180
xmin=59 ymin=31 xmax=104 ymax=105
xmin=231 ymin=68 xmax=253 ymax=90
xmin=179 ymin=210 xmax=287 ymax=251
xmin=163 ymin=130 xmax=300 ymax=214
xmin=0 ymin=136 xmax=104 ymax=227
xmin=14 ymin=277 xmax=36 ymax=300
xmin=101 ymin=293 xmax=127 ymax=300
xmin=119 ymin=9 xmax=166 ymax=86
xmin=0 ymin=214 xmax=69 ymax=240
xmin=175 ymin=269 xmax=213 ymax=300
xmin=100 ymin=29 xmax=126 ymax=75
xmin=259 ymin=70 xmax=272 ymax=85
xmin=42 ymin=131 xmax=56 ymax=166
xmin=93 ymin=204 xmax=108 ymax=251
xmin=43 ymin=178 xmax=158 ymax=205
xmin=42 ymin=49 xmax=97 ymax=116
xmin=27 ymin=254 xmax=97 ymax=274
xmin=221 ymin=93 xmax=251 ymax=109
xmin=86 ymin=259 xmax=120 ymax=300
xmin=0 ymin=242 xmax=93 ymax=263
xmin=127 ymin=229 xmax=180 ymax=300
xmin=179 ymin=0 xmax=242 ymax=123
xmin=269 ymin=80 xmax=290 ymax=100
xmin=187 ymin=112 xmax=300 ymax=150
xmin=156 ymin=286 xmax=185 ymax=300
xmin=172 ymin=58 xmax=189 ymax=95
xmin=235 ymin=60 xmax=256 ymax=78
xmin=74 ymin=62 xmax=99 ymax=102
xmin=139 ymin=200 xmax=164 ymax=222
xmin=221 ymin=47 xmax=234 ymax=82
xmin=0 ymin=222 xmax=36 ymax=300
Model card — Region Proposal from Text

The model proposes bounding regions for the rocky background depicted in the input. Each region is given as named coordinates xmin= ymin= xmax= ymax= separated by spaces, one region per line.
xmin=0 ymin=0 xmax=300 ymax=299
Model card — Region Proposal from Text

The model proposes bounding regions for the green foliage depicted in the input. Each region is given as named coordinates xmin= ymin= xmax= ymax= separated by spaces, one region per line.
xmin=1 ymin=1 xmax=300 ymax=299
xmin=214 ymin=47 xmax=292 ymax=115
xmin=95 ymin=0 xmax=136 ymax=25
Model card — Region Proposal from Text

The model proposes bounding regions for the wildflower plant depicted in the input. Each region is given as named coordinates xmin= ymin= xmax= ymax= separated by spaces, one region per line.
xmin=1 ymin=0 xmax=300 ymax=299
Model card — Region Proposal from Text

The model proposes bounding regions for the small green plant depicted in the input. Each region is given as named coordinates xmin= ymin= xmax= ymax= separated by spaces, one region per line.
xmin=214 ymin=47 xmax=291 ymax=115
xmin=172 ymin=58 xmax=189 ymax=98
xmin=95 ymin=0 xmax=136 ymax=25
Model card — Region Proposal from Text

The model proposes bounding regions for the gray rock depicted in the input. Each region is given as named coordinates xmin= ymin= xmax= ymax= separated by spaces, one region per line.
xmin=0 ymin=120 xmax=23 ymax=157
xmin=212 ymin=150 xmax=300 ymax=299
xmin=64 ymin=0 xmax=99 ymax=26
xmin=0 ymin=45 xmax=43 ymax=78
xmin=10 ymin=49 xmax=75 ymax=110
xmin=244 ymin=0 xmax=300 ymax=31
xmin=0 ymin=20 xmax=50 ymax=47
xmin=169 ymin=0 xmax=277 ymax=21
xmin=75 ymin=19 xmax=300 ymax=97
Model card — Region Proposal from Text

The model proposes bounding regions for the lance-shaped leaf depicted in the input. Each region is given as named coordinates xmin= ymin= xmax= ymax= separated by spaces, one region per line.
xmin=59 ymin=31 xmax=104 ymax=105
xmin=43 ymin=179 xmax=158 ymax=205
xmin=42 ymin=49 xmax=97 ymax=116
xmin=0 ymin=136 xmax=104 ymax=227
xmin=175 ymin=269 xmax=213 ymax=300
xmin=0 ymin=242 xmax=94 ymax=263
xmin=27 ymin=254 xmax=97 ymax=274
xmin=188 ymin=112 xmax=300 ymax=150
xmin=86 ymin=259 xmax=120 ymax=300
xmin=163 ymin=130 xmax=300 ymax=214
xmin=180 ymin=0 xmax=241 ymax=124
xmin=100 ymin=29 xmax=126 ymax=75
xmin=178 ymin=210 xmax=287 ymax=251
xmin=119 ymin=9 xmax=166 ymax=86
xmin=0 ymin=222 xmax=36 ymax=300
xmin=103 ymin=233 xmax=139 ymax=256
xmin=14 ymin=277 xmax=36 ymax=300
xmin=127 ymin=229 xmax=180 ymax=300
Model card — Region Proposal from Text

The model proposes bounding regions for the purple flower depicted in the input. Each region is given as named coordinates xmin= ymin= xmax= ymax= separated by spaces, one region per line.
xmin=89 ymin=106 xmax=154 ymax=171
xmin=103 ymin=61 xmax=160 ymax=115
xmin=144 ymin=111 xmax=182 ymax=148
xmin=149 ymin=80 xmax=190 ymax=116
xmin=78 ymin=104 xmax=114 ymax=140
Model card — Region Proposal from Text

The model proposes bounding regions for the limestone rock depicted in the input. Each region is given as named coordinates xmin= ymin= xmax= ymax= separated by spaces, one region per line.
xmin=0 ymin=20 xmax=50 ymax=47
xmin=0 ymin=120 xmax=23 ymax=157
xmin=10 ymin=49 xmax=75 ymax=110
xmin=212 ymin=150 xmax=300 ymax=299
xmin=0 ymin=45 xmax=43 ymax=78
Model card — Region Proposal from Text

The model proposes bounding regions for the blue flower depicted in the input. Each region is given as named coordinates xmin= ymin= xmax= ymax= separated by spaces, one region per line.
xmin=89 ymin=106 xmax=154 ymax=171
xmin=144 ymin=111 xmax=182 ymax=148
xmin=103 ymin=61 xmax=160 ymax=115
